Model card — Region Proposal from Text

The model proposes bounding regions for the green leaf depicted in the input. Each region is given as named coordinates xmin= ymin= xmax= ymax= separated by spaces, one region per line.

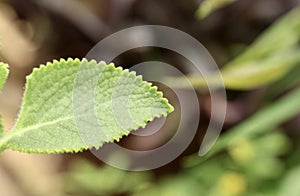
xmin=0 ymin=58 xmax=173 ymax=153
xmin=219 ymin=6 xmax=300 ymax=89
xmin=170 ymin=48 xmax=300 ymax=90
xmin=0 ymin=62 xmax=9 ymax=137
xmin=184 ymin=86 xmax=300 ymax=166
xmin=195 ymin=0 xmax=238 ymax=19
xmin=226 ymin=7 xmax=300 ymax=67
xmin=172 ymin=7 xmax=300 ymax=90
xmin=278 ymin=166 xmax=300 ymax=196
xmin=0 ymin=62 xmax=9 ymax=92
xmin=220 ymin=48 xmax=300 ymax=89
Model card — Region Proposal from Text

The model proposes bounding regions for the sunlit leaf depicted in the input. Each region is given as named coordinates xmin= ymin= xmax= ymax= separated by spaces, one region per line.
xmin=0 ymin=58 xmax=173 ymax=153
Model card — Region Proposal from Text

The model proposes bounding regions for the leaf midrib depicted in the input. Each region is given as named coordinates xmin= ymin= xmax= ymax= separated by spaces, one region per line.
xmin=0 ymin=115 xmax=77 ymax=149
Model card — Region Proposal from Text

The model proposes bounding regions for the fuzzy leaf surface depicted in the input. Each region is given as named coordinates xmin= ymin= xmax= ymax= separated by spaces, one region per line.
xmin=0 ymin=62 xmax=9 ymax=136
xmin=0 ymin=59 xmax=173 ymax=153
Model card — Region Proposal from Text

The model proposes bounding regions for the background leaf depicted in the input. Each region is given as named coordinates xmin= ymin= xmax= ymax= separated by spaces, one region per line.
xmin=184 ymin=86 xmax=300 ymax=166
xmin=0 ymin=62 xmax=8 ymax=92
xmin=213 ymin=87 xmax=300 ymax=155
xmin=1 ymin=2 xmax=300 ymax=195
xmin=172 ymin=7 xmax=300 ymax=90
xmin=225 ymin=7 xmax=300 ymax=67
xmin=65 ymin=159 xmax=152 ymax=195
xmin=278 ymin=166 xmax=300 ymax=196
xmin=0 ymin=58 xmax=173 ymax=153
xmin=196 ymin=0 xmax=238 ymax=19
xmin=0 ymin=62 xmax=8 ymax=137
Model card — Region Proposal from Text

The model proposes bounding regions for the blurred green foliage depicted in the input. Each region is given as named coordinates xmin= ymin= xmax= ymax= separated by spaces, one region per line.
xmin=0 ymin=0 xmax=300 ymax=196
xmin=196 ymin=0 xmax=238 ymax=19
xmin=172 ymin=6 xmax=300 ymax=90
xmin=63 ymin=6 xmax=300 ymax=196
xmin=65 ymin=131 xmax=290 ymax=196
xmin=65 ymin=160 xmax=153 ymax=195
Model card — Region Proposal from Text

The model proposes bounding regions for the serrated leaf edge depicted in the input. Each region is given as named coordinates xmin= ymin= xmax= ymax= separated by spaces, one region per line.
xmin=0 ymin=58 xmax=174 ymax=153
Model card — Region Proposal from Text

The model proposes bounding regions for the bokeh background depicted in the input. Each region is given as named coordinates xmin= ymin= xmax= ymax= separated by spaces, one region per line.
xmin=1 ymin=0 xmax=300 ymax=195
